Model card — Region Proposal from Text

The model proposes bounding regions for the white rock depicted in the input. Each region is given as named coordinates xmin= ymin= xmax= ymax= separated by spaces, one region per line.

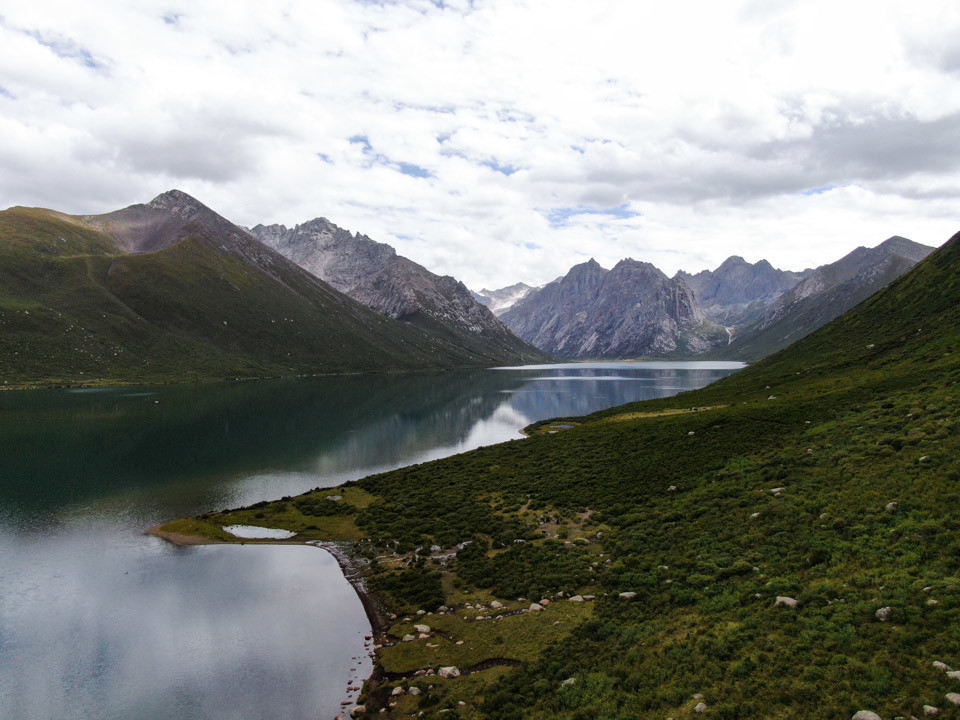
xmin=583 ymin=595 xmax=595 ymax=601
xmin=928 ymin=599 xmax=940 ymax=606
xmin=392 ymin=686 xmax=405 ymax=696
xmin=933 ymin=661 xmax=952 ymax=672
xmin=886 ymin=501 xmax=899 ymax=510
xmin=775 ymin=596 xmax=799 ymax=608
xmin=688 ymin=431 xmax=695 ymax=436
xmin=438 ymin=666 xmax=461 ymax=679
xmin=402 ymin=634 xmax=415 ymax=642
xmin=490 ymin=600 xmax=503 ymax=608
xmin=946 ymin=670 xmax=960 ymax=679
xmin=923 ymin=705 xmax=939 ymax=715
xmin=750 ymin=512 xmax=760 ymax=519
xmin=569 ymin=595 xmax=585 ymax=602
xmin=875 ymin=606 xmax=894 ymax=622
xmin=667 ymin=485 xmax=678 ymax=491
xmin=946 ymin=693 xmax=960 ymax=706
xmin=529 ymin=603 xmax=544 ymax=611
xmin=408 ymin=687 xmax=421 ymax=696
xmin=416 ymin=609 xmax=426 ymax=615
xmin=694 ymin=702 xmax=708 ymax=713
xmin=619 ymin=592 xmax=637 ymax=600
xmin=414 ymin=624 xmax=430 ymax=634
xmin=561 ymin=677 xmax=576 ymax=687
xmin=770 ymin=487 xmax=785 ymax=494
xmin=851 ymin=712 xmax=882 ymax=720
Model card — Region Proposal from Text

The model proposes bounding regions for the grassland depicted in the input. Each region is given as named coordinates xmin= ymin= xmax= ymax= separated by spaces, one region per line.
xmin=159 ymin=231 xmax=960 ymax=719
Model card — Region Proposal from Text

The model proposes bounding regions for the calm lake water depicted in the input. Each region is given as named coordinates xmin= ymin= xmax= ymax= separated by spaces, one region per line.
xmin=0 ymin=361 xmax=742 ymax=720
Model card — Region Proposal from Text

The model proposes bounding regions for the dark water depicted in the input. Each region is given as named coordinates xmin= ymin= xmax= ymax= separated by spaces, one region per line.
xmin=0 ymin=361 xmax=742 ymax=719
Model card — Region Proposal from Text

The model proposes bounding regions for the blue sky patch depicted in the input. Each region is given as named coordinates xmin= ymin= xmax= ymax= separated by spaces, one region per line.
xmin=803 ymin=185 xmax=838 ymax=195
xmin=480 ymin=159 xmax=518 ymax=176
xmin=544 ymin=204 xmax=641 ymax=228
xmin=397 ymin=162 xmax=432 ymax=178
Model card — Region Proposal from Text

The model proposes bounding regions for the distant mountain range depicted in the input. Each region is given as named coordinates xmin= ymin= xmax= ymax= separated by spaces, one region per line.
xmin=247 ymin=220 xmax=543 ymax=364
xmin=493 ymin=236 xmax=933 ymax=360
xmin=0 ymin=190 xmax=546 ymax=387
xmin=501 ymin=258 xmax=728 ymax=358
xmin=472 ymin=283 xmax=538 ymax=315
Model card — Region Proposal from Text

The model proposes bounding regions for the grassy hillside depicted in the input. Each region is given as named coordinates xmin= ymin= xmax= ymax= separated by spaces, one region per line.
xmin=162 ymin=230 xmax=960 ymax=719
xmin=0 ymin=207 xmax=543 ymax=387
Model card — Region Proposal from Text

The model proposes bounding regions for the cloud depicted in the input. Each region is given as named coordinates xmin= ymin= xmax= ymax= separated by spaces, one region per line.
xmin=0 ymin=0 xmax=959 ymax=289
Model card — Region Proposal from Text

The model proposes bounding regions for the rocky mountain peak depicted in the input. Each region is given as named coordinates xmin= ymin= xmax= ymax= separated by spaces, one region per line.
xmin=147 ymin=189 xmax=209 ymax=218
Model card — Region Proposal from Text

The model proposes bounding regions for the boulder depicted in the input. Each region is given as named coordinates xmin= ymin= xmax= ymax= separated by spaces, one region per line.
xmin=349 ymin=707 xmax=366 ymax=718
xmin=490 ymin=600 xmax=504 ymax=609
xmin=391 ymin=686 xmax=405 ymax=696
xmin=416 ymin=609 xmax=426 ymax=615
xmin=694 ymin=702 xmax=708 ymax=713
xmin=750 ymin=512 xmax=760 ymax=519
xmin=851 ymin=712 xmax=882 ymax=720
xmin=529 ymin=603 xmax=544 ymax=611
xmin=947 ymin=670 xmax=960 ymax=680
xmin=438 ymin=666 xmax=461 ymax=679
xmin=775 ymin=596 xmax=799 ymax=608
xmin=583 ymin=595 xmax=596 ymax=601
xmin=619 ymin=592 xmax=637 ymax=600
xmin=886 ymin=501 xmax=899 ymax=511
xmin=402 ymin=634 xmax=415 ymax=642
xmin=569 ymin=595 xmax=585 ymax=602
xmin=561 ymin=677 xmax=576 ymax=687
xmin=875 ymin=606 xmax=894 ymax=622
xmin=923 ymin=705 xmax=939 ymax=715
xmin=946 ymin=693 xmax=960 ymax=706
xmin=414 ymin=624 xmax=430 ymax=634
xmin=408 ymin=687 xmax=421 ymax=696
xmin=933 ymin=661 xmax=952 ymax=672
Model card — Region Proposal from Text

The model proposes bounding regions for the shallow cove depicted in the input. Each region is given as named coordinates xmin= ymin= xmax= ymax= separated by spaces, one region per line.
xmin=0 ymin=361 xmax=742 ymax=719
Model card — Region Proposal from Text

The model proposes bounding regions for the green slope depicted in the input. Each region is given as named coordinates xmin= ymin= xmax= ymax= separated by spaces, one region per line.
xmin=0 ymin=207 xmax=542 ymax=387
xmin=166 ymin=230 xmax=960 ymax=719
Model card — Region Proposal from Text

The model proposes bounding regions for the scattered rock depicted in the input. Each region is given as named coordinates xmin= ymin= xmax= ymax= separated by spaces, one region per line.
xmin=886 ymin=501 xmax=899 ymax=511
xmin=694 ymin=702 xmax=708 ymax=713
xmin=920 ymin=455 xmax=931 ymax=463
xmin=770 ymin=487 xmax=785 ymax=495
xmin=408 ymin=687 xmax=421 ymax=696
xmin=455 ymin=640 xmax=464 ymax=645
xmin=923 ymin=705 xmax=939 ymax=715
xmin=692 ymin=693 xmax=704 ymax=700
xmin=933 ymin=661 xmax=952 ymax=672
xmin=667 ymin=485 xmax=678 ymax=492
xmin=750 ymin=512 xmax=761 ymax=519
xmin=569 ymin=595 xmax=585 ymax=602
xmin=349 ymin=707 xmax=366 ymax=718
xmin=619 ymin=592 xmax=637 ymax=600
xmin=392 ymin=687 xmax=405 ymax=696
xmin=583 ymin=595 xmax=596 ymax=601
xmin=928 ymin=599 xmax=940 ymax=606
xmin=851 ymin=712 xmax=882 ymax=720
xmin=768 ymin=395 xmax=777 ymax=400
xmin=490 ymin=600 xmax=504 ymax=609
xmin=529 ymin=603 xmax=544 ymax=612
xmin=875 ymin=606 xmax=894 ymax=622
xmin=946 ymin=693 xmax=960 ymax=706
xmin=923 ymin=587 xmax=934 ymax=593
xmin=326 ymin=495 xmax=342 ymax=501
xmin=402 ymin=635 xmax=415 ymax=642
xmin=775 ymin=596 xmax=799 ymax=608
xmin=688 ymin=431 xmax=695 ymax=436
xmin=414 ymin=624 xmax=431 ymax=634
xmin=946 ymin=670 xmax=960 ymax=680
xmin=438 ymin=666 xmax=461 ymax=679
xmin=416 ymin=609 xmax=426 ymax=615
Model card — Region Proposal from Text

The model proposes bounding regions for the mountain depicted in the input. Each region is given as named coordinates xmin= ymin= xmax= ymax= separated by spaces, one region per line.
xmin=248 ymin=219 xmax=548 ymax=364
xmin=472 ymin=283 xmax=537 ymax=316
xmin=500 ymin=258 xmax=728 ymax=358
xmin=676 ymin=256 xmax=812 ymax=325
xmin=165 ymin=230 xmax=960 ymax=718
xmin=0 ymin=191 xmax=543 ymax=387
xmin=717 ymin=236 xmax=934 ymax=360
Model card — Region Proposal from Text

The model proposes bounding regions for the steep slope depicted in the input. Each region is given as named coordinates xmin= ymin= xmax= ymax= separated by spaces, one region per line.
xmin=718 ymin=236 xmax=934 ymax=360
xmin=501 ymin=258 xmax=727 ymax=358
xmin=249 ymin=219 xmax=548 ymax=365
xmin=677 ymin=256 xmax=811 ymax=325
xmin=168 ymin=229 xmax=960 ymax=719
xmin=472 ymin=282 xmax=537 ymax=315
xmin=0 ymin=192 xmax=542 ymax=387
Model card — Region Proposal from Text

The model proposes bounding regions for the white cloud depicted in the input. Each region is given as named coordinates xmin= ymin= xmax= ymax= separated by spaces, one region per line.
xmin=1 ymin=0 xmax=959 ymax=289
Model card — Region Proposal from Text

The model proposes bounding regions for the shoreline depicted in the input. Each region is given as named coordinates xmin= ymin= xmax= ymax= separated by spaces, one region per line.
xmin=146 ymin=526 xmax=390 ymax=714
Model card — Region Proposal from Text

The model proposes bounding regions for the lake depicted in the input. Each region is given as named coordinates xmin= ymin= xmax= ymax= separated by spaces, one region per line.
xmin=0 ymin=361 xmax=743 ymax=720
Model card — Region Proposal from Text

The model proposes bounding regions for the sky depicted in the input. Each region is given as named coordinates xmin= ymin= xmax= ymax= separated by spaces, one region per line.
xmin=1 ymin=0 xmax=959 ymax=290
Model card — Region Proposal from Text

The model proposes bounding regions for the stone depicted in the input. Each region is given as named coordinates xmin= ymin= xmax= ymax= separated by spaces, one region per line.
xmin=438 ymin=666 xmax=461 ymax=679
xmin=694 ymin=702 xmax=708 ymax=713
xmin=326 ymin=495 xmax=342 ymax=501
xmin=583 ymin=595 xmax=595 ymax=601
xmin=851 ymin=712 xmax=882 ymax=720
xmin=946 ymin=693 xmax=960 ymax=706
xmin=349 ymin=707 xmax=366 ymax=718
xmin=490 ymin=600 xmax=504 ymax=608
xmin=750 ymin=512 xmax=760 ymax=519
xmin=402 ymin=634 xmax=415 ymax=642
xmin=539 ymin=599 xmax=551 ymax=605
xmin=770 ymin=487 xmax=785 ymax=494
xmin=569 ymin=595 xmax=585 ymax=602
xmin=529 ymin=603 xmax=544 ymax=611
xmin=667 ymin=485 xmax=678 ymax=491
xmin=923 ymin=587 xmax=934 ymax=593
xmin=775 ymin=596 xmax=799 ymax=608
xmin=561 ymin=677 xmax=576 ymax=687
xmin=619 ymin=591 xmax=637 ymax=600
xmin=692 ymin=693 xmax=704 ymax=700
xmin=933 ymin=661 xmax=952 ymax=672
xmin=688 ymin=431 xmax=695 ymax=436
xmin=946 ymin=670 xmax=960 ymax=680
xmin=886 ymin=501 xmax=899 ymax=511
xmin=875 ymin=606 xmax=894 ymax=622
xmin=416 ymin=609 xmax=426 ymax=615
xmin=923 ymin=706 xmax=939 ymax=715
xmin=392 ymin=687 xmax=405 ymax=696
xmin=455 ymin=640 xmax=464 ymax=645
xmin=408 ymin=687 xmax=421 ymax=696
xmin=414 ymin=624 xmax=430 ymax=634
xmin=928 ymin=599 xmax=940 ymax=606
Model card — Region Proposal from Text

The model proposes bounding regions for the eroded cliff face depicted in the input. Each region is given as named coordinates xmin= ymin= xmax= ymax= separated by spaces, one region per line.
xmin=249 ymin=218 xmax=549 ymax=363
xmin=677 ymin=256 xmax=812 ymax=325
xmin=501 ymin=258 xmax=727 ymax=359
